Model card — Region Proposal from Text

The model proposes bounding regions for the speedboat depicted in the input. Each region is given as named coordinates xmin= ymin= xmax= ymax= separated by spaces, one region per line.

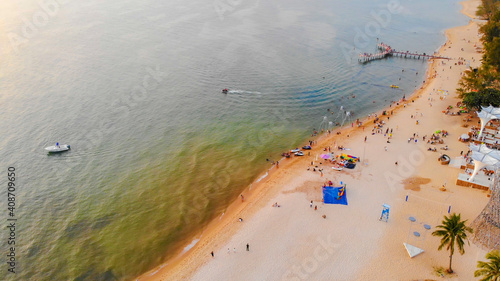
xmin=290 ymin=148 xmax=300 ymax=153
xmin=45 ymin=143 xmax=70 ymax=153
xmin=302 ymin=145 xmax=312 ymax=150
xmin=294 ymin=151 xmax=304 ymax=156
xmin=222 ymin=88 xmax=228 ymax=94
xmin=390 ymin=85 xmax=399 ymax=88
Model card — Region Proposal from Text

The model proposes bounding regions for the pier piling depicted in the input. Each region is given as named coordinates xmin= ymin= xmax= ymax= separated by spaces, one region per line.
xmin=358 ymin=42 xmax=450 ymax=63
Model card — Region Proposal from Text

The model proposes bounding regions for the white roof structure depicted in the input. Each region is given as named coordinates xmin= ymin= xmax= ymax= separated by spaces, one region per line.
xmin=483 ymin=105 xmax=500 ymax=115
xmin=469 ymin=144 xmax=500 ymax=182
xmin=477 ymin=106 xmax=500 ymax=138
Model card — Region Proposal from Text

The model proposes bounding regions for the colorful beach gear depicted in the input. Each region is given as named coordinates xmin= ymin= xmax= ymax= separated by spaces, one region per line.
xmin=340 ymin=153 xmax=358 ymax=162
xmin=323 ymin=184 xmax=348 ymax=205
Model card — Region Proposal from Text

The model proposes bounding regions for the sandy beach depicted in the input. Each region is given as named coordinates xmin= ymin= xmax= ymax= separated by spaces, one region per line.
xmin=138 ymin=1 xmax=491 ymax=280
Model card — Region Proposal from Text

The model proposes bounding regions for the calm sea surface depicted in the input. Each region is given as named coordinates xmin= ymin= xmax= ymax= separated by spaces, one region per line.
xmin=0 ymin=0 xmax=467 ymax=280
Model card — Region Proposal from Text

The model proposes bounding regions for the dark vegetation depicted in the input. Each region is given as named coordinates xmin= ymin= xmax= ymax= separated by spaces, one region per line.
xmin=458 ymin=0 xmax=500 ymax=109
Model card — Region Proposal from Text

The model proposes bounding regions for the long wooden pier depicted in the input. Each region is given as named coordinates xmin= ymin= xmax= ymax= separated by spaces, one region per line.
xmin=358 ymin=42 xmax=450 ymax=63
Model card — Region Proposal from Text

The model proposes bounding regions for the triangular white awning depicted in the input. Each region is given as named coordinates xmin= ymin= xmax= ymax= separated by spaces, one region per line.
xmin=403 ymin=243 xmax=424 ymax=258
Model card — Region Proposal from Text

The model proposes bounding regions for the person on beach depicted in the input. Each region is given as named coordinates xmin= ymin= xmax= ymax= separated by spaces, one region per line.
xmin=246 ymin=243 xmax=249 ymax=251
xmin=315 ymin=205 xmax=317 ymax=210
xmin=310 ymin=201 xmax=313 ymax=208
xmin=211 ymin=251 xmax=214 ymax=257
xmin=241 ymin=195 xmax=244 ymax=202
xmin=234 ymin=248 xmax=236 ymax=253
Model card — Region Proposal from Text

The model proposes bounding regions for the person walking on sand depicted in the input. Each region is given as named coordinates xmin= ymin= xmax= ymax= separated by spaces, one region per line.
xmin=211 ymin=251 xmax=214 ymax=257
xmin=310 ymin=200 xmax=313 ymax=208
xmin=246 ymin=243 xmax=249 ymax=251
xmin=241 ymin=194 xmax=244 ymax=202
xmin=233 ymin=247 xmax=236 ymax=253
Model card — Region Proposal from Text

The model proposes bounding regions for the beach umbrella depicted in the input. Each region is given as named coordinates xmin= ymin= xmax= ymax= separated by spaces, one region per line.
xmin=321 ymin=154 xmax=331 ymax=159
xmin=460 ymin=134 xmax=469 ymax=140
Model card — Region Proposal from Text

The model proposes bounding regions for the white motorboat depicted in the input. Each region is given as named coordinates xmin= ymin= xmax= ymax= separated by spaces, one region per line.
xmin=290 ymin=148 xmax=300 ymax=153
xmin=294 ymin=151 xmax=304 ymax=156
xmin=45 ymin=143 xmax=70 ymax=153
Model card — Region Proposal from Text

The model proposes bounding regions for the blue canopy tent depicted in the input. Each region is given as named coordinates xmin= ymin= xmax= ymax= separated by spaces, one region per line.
xmin=323 ymin=184 xmax=348 ymax=205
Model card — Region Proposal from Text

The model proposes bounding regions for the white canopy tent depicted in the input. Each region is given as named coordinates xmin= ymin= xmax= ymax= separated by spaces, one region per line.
xmin=477 ymin=106 xmax=500 ymax=138
xmin=469 ymin=144 xmax=500 ymax=182
xmin=483 ymin=105 xmax=500 ymax=115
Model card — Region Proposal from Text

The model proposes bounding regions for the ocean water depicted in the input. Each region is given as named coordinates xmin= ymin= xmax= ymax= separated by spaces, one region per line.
xmin=0 ymin=0 xmax=467 ymax=280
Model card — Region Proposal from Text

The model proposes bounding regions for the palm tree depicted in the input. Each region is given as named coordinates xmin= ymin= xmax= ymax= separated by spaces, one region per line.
xmin=475 ymin=250 xmax=500 ymax=281
xmin=432 ymin=213 xmax=473 ymax=273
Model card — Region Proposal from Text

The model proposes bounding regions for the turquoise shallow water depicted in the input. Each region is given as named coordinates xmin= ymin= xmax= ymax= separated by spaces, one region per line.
xmin=0 ymin=0 xmax=467 ymax=280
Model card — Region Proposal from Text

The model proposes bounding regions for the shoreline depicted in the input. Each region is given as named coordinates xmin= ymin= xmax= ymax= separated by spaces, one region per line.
xmin=137 ymin=1 xmax=486 ymax=280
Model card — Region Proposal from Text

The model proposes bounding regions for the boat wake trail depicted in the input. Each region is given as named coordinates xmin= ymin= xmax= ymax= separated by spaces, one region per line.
xmin=228 ymin=89 xmax=262 ymax=95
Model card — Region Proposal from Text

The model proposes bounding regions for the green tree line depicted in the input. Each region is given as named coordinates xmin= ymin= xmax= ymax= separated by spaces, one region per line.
xmin=458 ymin=0 xmax=500 ymax=110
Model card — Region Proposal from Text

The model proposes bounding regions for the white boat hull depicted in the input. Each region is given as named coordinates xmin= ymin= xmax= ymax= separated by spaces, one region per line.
xmin=45 ymin=145 xmax=70 ymax=153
